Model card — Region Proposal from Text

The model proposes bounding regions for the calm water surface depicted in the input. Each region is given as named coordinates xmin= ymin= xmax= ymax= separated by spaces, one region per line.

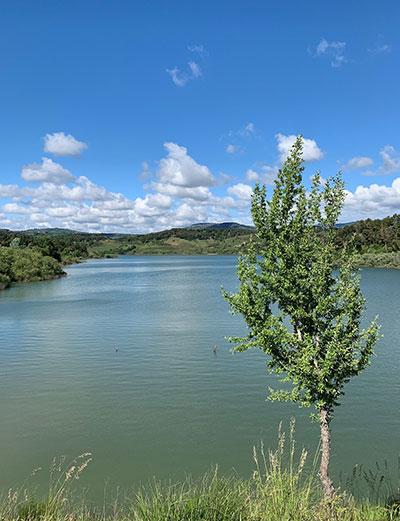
xmin=0 ymin=256 xmax=398 ymax=499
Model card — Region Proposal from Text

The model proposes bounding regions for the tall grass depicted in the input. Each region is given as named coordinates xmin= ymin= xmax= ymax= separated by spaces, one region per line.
xmin=1 ymin=422 xmax=398 ymax=521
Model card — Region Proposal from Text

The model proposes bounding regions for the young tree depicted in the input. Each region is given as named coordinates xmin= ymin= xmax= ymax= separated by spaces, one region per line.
xmin=223 ymin=136 xmax=380 ymax=500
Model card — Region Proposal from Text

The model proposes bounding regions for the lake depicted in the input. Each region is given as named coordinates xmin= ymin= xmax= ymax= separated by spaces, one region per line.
xmin=0 ymin=255 xmax=398 ymax=500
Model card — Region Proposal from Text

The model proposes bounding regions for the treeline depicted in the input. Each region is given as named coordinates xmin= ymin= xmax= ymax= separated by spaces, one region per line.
xmin=335 ymin=214 xmax=400 ymax=253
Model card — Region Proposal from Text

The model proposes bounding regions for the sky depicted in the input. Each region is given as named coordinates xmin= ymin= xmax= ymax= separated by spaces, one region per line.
xmin=0 ymin=0 xmax=399 ymax=233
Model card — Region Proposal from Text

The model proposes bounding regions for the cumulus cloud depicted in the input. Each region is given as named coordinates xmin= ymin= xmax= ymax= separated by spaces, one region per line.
xmin=157 ymin=142 xmax=215 ymax=187
xmin=311 ymin=38 xmax=347 ymax=68
xmin=343 ymin=177 xmax=400 ymax=220
xmin=43 ymin=132 xmax=88 ymax=156
xmin=1 ymin=138 xmax=254 ymax=233
xmin=2 ymin=203 xmax=32 ymax=214
xmin=342 ymin=156 xmax=374 ymax=172
xmin=134 ymin=193 xmax=173 ymax=217
xmin=21 ymin=157 xmax=76 ymax=184
xmin=276 ymin=134 xmax=324 ymax=162
xmin=227 ymin=183 xmax=253 ymax=200
xmin=150 ymin=182 xmax=212 ymax=202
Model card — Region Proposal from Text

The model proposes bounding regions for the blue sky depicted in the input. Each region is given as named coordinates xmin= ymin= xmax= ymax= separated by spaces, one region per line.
xmin=1 ymin=0 xmax=399 ymax=232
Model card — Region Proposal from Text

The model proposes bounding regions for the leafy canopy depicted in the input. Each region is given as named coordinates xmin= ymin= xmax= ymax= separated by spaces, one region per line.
xmin=223 ymin=136 xmax=379 ymax=417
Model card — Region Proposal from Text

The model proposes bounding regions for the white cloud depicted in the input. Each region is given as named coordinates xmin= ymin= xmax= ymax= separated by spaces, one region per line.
xmin=157 ymin=142 xmax=215 ymax=187
xmin=229 ymin=122 xmax=255 ymax=138
xmin=343 ymin=177 xmax=400 ymax=220
xmin=43 ymin=132 xmax=88 ymax=156
xmin=21 ymin=157 xmax=76 ymax=184
xmin=166 ymin=62 xmax=202 ymax=87
xmin=150 ymin=182 xmax=212 ymax=202
xmin=0 ymin=184 xmax=34 ymax=199
xmin=342 ymin=156 xmax=374 ymax=172
xmin=166 ymin=45 xmax=206 ymax=87
xmin=38 ymin=176 xmax=114 ymax=202
xmin=46 ymin=205 xmax=78 ymax=218
xmin=2 ymin=203 xmax=32 ymax=215
xmin=227 ymin=183 xmax=253 ymax=200
xmin=174 ymin=202 xmax=207 ymax=223
xmin=378 ymin=145 xmax=400 ymax=174
xmin=166 ymin=67 xmax=188 ymax=87
xmin=139 ymin=161 xmax=153 ymax=180
xmin=276 ymin=134 xmax=324 ymax=162
xmin=134 ymin=193 xmax=173 ymax=217
xmin=312 ymin=38 xmax=347 ymax=68
xmin=360 ymin=145 xmax=400 ymax=176
xmin=188 ymin=61 xmax=202 ymax=78
xmin=226 ymin=144 xmax=242 ymax=155
xmin=245 ymin=169 xmax=259 ymax=182
xmin=245 ymin=164 xmax=279 ymax=186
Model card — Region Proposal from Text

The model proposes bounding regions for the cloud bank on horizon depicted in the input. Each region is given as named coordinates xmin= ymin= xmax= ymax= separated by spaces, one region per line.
xmin=1 ymin=131 xmax=399 ymax=234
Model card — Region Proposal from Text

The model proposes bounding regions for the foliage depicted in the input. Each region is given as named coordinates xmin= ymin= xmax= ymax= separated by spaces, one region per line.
xmin=222 ymin=136 xmax=380 ymax=498
xmin=223 ymin=137 xmax=379 ymax=413
xmin=0 ymin=246 xmax=65 ymax=286
xmin=336 ymin=214 xmax=400 ymax=253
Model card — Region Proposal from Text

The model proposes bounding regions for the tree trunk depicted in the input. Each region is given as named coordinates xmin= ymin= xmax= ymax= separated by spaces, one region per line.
xmin=318 ymin=407 xmax=335 ymax=500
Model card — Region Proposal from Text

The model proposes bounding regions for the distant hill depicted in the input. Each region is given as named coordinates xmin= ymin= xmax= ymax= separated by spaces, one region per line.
xmin=17 ymin=227 xmax=86 ymax=236
xmin=335 ymin=222 xmax=355 ymax=228
xmin=187 ymin=222 xmax=254 ymax=230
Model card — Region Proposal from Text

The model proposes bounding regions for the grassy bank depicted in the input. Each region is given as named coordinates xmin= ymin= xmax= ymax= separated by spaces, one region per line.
xmin=2 ymin=424 xmax=399 ymax=521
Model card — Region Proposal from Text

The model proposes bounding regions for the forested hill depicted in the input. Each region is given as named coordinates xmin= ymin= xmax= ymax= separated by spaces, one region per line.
xmin=335 ymin=214 xmax=400 ymax=252
xmin=0 ymin=214 xmax=399 ymax=289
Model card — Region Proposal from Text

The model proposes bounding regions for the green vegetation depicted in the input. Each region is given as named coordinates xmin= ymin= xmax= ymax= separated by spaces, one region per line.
xmin=0 ymin=245 xmax=65 ymax=290
xmin=335 ymin=214 xmax=400 ymax=253
xmin=223 ymin=137 xmax=380 ymax=500
xmin=2 ymin=423 xmax=399 ymax=521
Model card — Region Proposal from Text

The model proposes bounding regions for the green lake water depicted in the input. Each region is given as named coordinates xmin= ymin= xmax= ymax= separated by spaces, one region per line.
xmin=0 ymin=255 xmax=398 ymax=500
